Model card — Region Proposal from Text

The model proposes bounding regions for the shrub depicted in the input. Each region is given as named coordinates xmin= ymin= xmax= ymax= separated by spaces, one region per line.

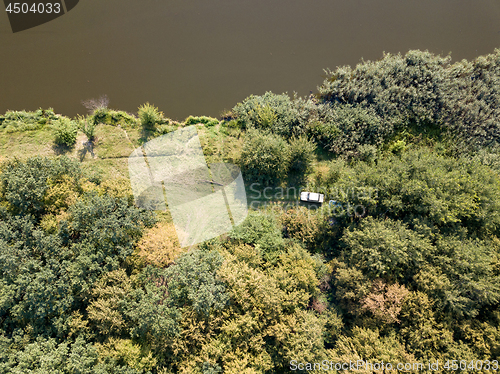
xmin=0 ymin=156 xmax=83 ymax=218
xmin=90 ymin=109 xmax=138 ymax=128
xmin=232 ymin=92 xmax=301 ymax=137
xmin=443 ymin=49 xmax=500 ymax=148
xmin=280 ymin=206 xmax=321 ymax=247
xmin=0 ymin=108 xmax=57 ymax=133
xmin=240 ymin=129 xmax=290 ymax=186
xmin=357 ymin=144 xmax=379 ymax=163
xmin=342 ymin=217 xmax=433 ymax=282
xmin=330 ymin=148 xmax=500 ymax=238
xmin=109 ymin=110 xmax=138 ymax=127
xmin=185 ymin=115 xmax=219 ymax=127
xmin=388 ymin=139 xmax=407 ymax=155
xmin=289 ymin=136 xmax=316 ymax=175
xmin=138 ymin=103 xmax=163 ymax=130
xmin=77 ymin=115 xmax=96 ymax=142
xmin=318 ymin=50 xmax=450 ymax=127
xmin=53 ymin=117 xmax=78 ymax=146
xmin=307 ymin=103 xmax=392 ymax=155
xmin=230 ymin=211 xmax=285 ymax=261
xmin=91 ymin=107 xmax=111 ymax=125
xmin=316 ymin=48 xmax=500 ymax=149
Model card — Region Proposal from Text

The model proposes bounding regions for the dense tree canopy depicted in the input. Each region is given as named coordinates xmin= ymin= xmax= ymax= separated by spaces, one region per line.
xmin=2 ymin=47 xmax=500 ymax=372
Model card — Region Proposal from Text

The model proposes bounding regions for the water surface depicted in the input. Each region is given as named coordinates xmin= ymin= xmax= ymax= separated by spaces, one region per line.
xmin=1 ymin=0 xmax=499 ymax=119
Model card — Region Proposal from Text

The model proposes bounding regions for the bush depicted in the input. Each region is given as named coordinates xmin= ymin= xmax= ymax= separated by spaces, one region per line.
xmin=316 ymin=48 xmax=500 ymax=149
xmin=357 ymin=144 xmax=379 ymax=163
xmin=443 ymin=49 xmax=500 ymax=148
xmin=138 ymin=103 xmax=163 ymax=130
xmin=230 ymin=211 xmax=285 ymax=261
xmin=307 ymin=103 xmax=392 ymax=155
xmin=185 ymin=115 xmax=219 ymax=127
xmin=240 ymin=129 xmax=290 ymax=186
xmin=77 ymin=115 xmax=96 ymax=142
xmin=90 ymin=108 xmax=138 ymax=128
xmin=280 ymin=206 xmax=321 ymax=247
xmin=0 ymin=156 xmax=83 ymax=218
xmin=0 ymin=108 xmax=57 ymax=133
xmin=53 ymin=117 xmax=78 ymax=146
xmin=342 ymin=217 xmax=433 ymax=282
xmin=109 ymin=110 xmax=138 ymax=127
xmin=288 ymin=136 xmax=316 ymax=175
xmin=232 ymin=92 xmax=301 ymax=137
xmin=318 ymin=50 xmax=450 ymax=127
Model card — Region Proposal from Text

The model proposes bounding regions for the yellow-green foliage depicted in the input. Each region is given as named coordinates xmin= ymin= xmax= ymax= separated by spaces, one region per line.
xmin=98 ymin=177 xmax=134 ymax=205
xmin=135 ymin=222 xmax=185 ymax=267
xmin=185 ymin=115 xmax=219 ymax=127
xmin=92 ymin=108 xmax=138 ymax=128
xmin=87 ymin=269 xmax=134 ymax=337
xmin=280 ymin=206 xmax=321 ymax=246
xmin=138 ymin=103 xmax=163 ymax=130
xmin=0 ymin=108 xmax=57 ymax=133
xmin=53 ymin=117 xmax=78 ymax=146
xmin=95 ymin=338 xmax=157 ymax=371
xmin=43 ymin=175 xmax=80 ymax=214
xmin=327 ymin=327 xmax=417 ymax=370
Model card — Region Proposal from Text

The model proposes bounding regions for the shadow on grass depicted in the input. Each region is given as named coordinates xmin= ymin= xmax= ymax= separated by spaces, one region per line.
xmin=139 ymin=128 xmax=156 ymax=145
xmin=52 ymin=143 xmax=74 ymax=155
xmin=77 ymin=140 xmax=96 ymax=161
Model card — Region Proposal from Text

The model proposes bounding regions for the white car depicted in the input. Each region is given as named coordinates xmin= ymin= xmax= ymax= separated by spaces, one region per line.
xmin=300 ymin=191 xmax=324 ymax=204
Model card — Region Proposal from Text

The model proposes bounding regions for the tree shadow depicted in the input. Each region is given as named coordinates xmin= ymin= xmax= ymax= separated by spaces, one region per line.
xmin=136 ymin=126 xmax=157 ymax=145
xmin=52 ymin=143 xmax=74 ymax=155
xmin=77 ymin=140 xmax=95 ymax=161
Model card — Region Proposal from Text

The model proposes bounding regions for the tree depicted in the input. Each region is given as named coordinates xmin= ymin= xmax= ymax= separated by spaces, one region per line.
xmin=239 ymin=129 xmax=290 ymax=186
xmin=341 ymin=217 xmax=433 ymax=282
xmin=232 ymin=92 xmax=301 ymax=137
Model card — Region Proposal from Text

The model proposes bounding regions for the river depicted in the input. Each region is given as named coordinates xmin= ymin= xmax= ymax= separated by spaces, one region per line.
xmin=1 ymin=0 xmax=499 ymax=120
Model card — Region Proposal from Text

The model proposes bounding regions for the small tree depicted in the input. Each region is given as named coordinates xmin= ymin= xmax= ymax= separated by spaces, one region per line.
xmin=240 ymin=129 xmax=290 ymax=186
xmin=78 ymin=115 xmax=96 ymax=143
xmin=289 ymin=136 xmax=316 ymax=175
xmin=53 ymin=117 xmax=77 ymax=147
xmin=138 ymin=102 xmax=162 ymax=131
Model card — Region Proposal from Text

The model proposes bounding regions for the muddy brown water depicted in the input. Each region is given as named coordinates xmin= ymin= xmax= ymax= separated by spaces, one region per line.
xmin=1 ymin=0 xmax=499 ymax=120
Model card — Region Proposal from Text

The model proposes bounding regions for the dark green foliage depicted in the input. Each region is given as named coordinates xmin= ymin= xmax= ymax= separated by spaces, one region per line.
xmin=443 ymin=49 xmax=500 ymax=148
xmin=125 ymin=268 xmax=181 ymax=346
xmin=288 ymin=136 xmax=316 ymax=175
xmin=229 ymin=211 xmax=285 ymax=262
xmin=318 ymin=50 xmax=450 ymax=127
xmin=317 ymin=48 xmax=500 ymax=150
xmin=53 ymin=117 xmax=78 ymax=147
xmin=326 ymin=148 xmax=500 ymax=238
xmin=342 ymin=217 xmax=433 ymax=282
xmin=0 ymin=195 xmax=154 ymax=336
xmin=0 ymin=156 xmax=82 ymax=219
xmin=162 ymin=250 xmax=229 ymax=315
xmin=307 ymin=103 xmax=392 ymax=155
xmin=240 ymin=129 xmax=290 ymax=186
xmin=232 ymin=91 xmax=301 ymax=137
xmin=418 ymin=236 xmax=500 ymax=318
xmin=0 ymin=335 xmax=146 ymax=374
xmin=0 ymin=157 xmax=155 ymax=338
